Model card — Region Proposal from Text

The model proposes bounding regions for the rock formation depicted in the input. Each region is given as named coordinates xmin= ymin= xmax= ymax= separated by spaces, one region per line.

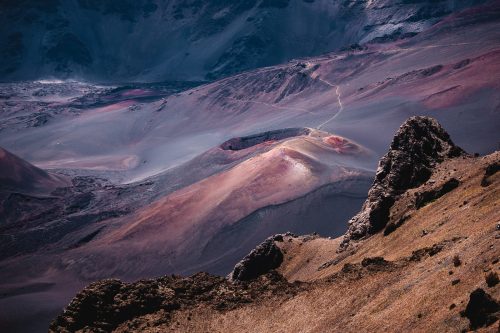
xmin=340 ymin=116 xmax=465 ymax=250
xmin=462 ymin=288 xmax=499 ymax=330
xmin=49 ymin=271 xmax=297 ymax=333
xmin=229 ymin=236 xmax=284 ymax=281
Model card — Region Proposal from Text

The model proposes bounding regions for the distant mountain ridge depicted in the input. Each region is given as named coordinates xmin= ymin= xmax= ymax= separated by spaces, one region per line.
xmin=0 ymin=0 xmax=486 ymax=82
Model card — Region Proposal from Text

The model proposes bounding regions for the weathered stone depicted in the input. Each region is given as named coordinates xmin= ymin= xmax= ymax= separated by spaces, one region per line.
xmin=50 ymin=271 xmax=298 ymax=332
xmin=340 ymin=116 xmax=465 ymax=250
xmin=415 ymin=177 xmax=460 ymax=208
xmin=481 ymin=161 xmax=500 ymax=186
xmin=462 ymin=288 xmax=499 ymax=330
xmin=229 ymin=237 xmax=283 ymax=281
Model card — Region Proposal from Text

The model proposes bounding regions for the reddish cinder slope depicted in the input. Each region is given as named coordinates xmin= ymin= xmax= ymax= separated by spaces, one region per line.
xmin=66 ymin=128 xmax=372 ymax=278
xmin=0 ymin=147 xmax=69 ymax=195
xmin=118 ymin=130 xmax=363 ymax=240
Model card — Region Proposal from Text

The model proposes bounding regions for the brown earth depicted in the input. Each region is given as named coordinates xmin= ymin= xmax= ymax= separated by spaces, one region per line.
xmin=50 ymin=145 xmax=500 ymax=332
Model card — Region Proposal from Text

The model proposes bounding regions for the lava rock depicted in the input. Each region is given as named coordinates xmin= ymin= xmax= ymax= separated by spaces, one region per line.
xmin=409 ymin=243 xmax=444 ymax=261
xmin=340 ymin=116 xmax=465 ymax=250
xmin=485 ymin=272 xmax=499 ymax=287
xmin=272 ymin=234 xmax=284 ymax=242
xmin=462 ymin=288 xmax=499 ymax=330
xmin=415 ymin=177 xmax=460 ymax=209
xmin=230 ymin=237 xmax=284 ymax=281
xmin=361 ymin=257 xmax=388 ymax=267
xmin=49 ymin=278 xmax=176 ymax=333
xmin=481 ymin=161 xmax=500 ymax=187
xmin=384 ymin=213 xmax=412 ymax=236
xmin=50 ymin=271 xmax=298 ymax=332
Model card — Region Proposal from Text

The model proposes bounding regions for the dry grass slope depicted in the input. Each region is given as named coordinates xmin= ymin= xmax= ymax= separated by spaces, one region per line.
xmin=51 ymin=150 xmax=499 ymax=332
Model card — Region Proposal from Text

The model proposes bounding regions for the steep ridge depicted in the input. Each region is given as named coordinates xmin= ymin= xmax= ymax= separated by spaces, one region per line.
xmin=50 ymin=117 xmax=500 ymax=332
xmin=340 ymin=116 xmax=465 ymax=249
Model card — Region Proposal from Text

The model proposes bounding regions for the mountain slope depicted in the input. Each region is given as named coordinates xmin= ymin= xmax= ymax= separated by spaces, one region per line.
xmin=0 ymin=146 xmax=69 ymax=195
xmin=50 ymin=117 xmax=500 ymax=333
xmin=0 ymin=0 xmax=486 ymax=82
xmin=0 ymin=1 xmax=498 ymax=185
xmin=0 ymin=128 xmax=372 ymax=333
xmin=63 ymin=128 xmax=371 ymax=279
xmin=0 ymin=3 xmax=499 ymax=332
xmin=0 ymin=147 xmax=71 ymax=225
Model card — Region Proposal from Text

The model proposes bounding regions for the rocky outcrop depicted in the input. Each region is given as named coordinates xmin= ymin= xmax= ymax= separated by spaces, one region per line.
xmin=414 ymin=177 xmax=460 ymax=209
xmin=340 ymin=116 xmax=465 ymax=250
xmin=229 ymin=236 xmax=284 ymax=281
xmin=481 ymin=161 xmax=500 ymax=186
xmin=49 ymin=278 xmax=178 ymax=333
xmin=50 ymin=271 xmax=297 ymax=332
xmin=461 ymin=288 xmax=499 ymax=330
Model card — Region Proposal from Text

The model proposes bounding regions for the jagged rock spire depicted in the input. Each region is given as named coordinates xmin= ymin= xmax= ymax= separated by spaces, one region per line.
xmin=339 ymin=116 xmax=465 ymax=250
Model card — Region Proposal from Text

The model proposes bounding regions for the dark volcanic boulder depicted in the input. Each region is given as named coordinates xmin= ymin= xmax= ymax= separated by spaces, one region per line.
xmin=49 ymin=278 xmax=180 ymax=332
xmin=230 ymin=236 xmax=283 ymax=281
xmin=462 ymin=288 xmax=499 ymax=330
xmin=340 ymin=116 xmax=465 ymax=250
